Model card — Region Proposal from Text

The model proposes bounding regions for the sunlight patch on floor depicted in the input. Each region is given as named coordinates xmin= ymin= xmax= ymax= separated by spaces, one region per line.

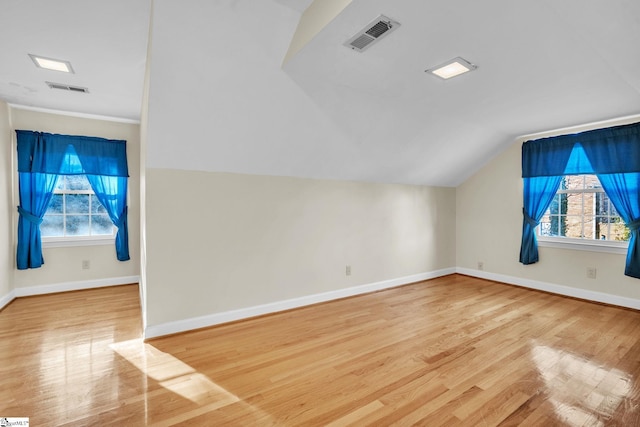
xmin=110 ymin=339 xmax=277 ymax=423
xmin=110 ymin=339 xmax=237 ymax=405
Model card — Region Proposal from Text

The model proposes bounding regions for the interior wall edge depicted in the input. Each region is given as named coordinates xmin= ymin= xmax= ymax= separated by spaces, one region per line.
xmin=13 ymin=275 xmax=140 ymax=298
xmin=0 ymin=289 xmax=16 ymax=311
xmin=144 ymin=267 xmax=456 ymax=339
xmin=456 ymin=267 xmax=640 ymax=310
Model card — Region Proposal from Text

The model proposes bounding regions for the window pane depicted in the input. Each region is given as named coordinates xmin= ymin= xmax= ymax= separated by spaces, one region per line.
xmin=582 ymin=216 xmax=595 ymax=239
xmin=549 ymin=194 xmax=559 ymax=215
xmin=66 ymin=215 xmax=90 ymax=236
xmin=584 ymin=175 xmax=600 ymax=189
xmin=92 ymin=215 xmax=113 ymax=235
xmin=595 ymin=192 xmax=608 ymax=216
xmin=48 ymin=194 xmax=63 ymax=214
xmin=67 ymin=175 xmax=91 ymax=190
xmin=91 ymin=194 xmax=107 ymax=214
xmin=565 ymin=193 xmax=582 ymax=217
xmin=584 ymin=192 xmax=596 ymax=219
xmin=538 ymin=174 xmax=628 ymax=243
xmin=558 ymin=193 xmax=568 ymax=215
xmin=564 ymin=193 xmax=582 ymax=238
xmin=41 ymin=215 xmax=64 ymax=237
xmin=565 ymin=215 xmax=583 ymax=238
xmin=610 ymin=203 xmax=622 ymax=218
xmin=611 ymin=220 xmax=631 ymax=242
xmin=546 ymin=214 xmax=562 ymax=236
xmin=55 ymin=176 xmax=66 ymax=191
xmin=66 ymin=194 xmax=90 ymax=214
xmin=539 ymin=219 xmax=552 ymax=236
xmin=564 ymin=176 xmax=584 ymax=191
xmin=559 ymin=176 xmax=568 ymax=191
xmin=595 ymin=216 xmax=605 ymax=238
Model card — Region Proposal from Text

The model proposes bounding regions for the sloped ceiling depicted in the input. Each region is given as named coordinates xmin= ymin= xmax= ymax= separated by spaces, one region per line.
xmin=1 ymin=0 xmax=639 ymax=186
xmin=283 ymin=0 xmax=640 ymax=185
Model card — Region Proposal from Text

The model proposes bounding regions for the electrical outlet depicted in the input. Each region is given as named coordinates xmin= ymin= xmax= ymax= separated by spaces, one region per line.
xmin=477 ymin=261 xmax=484 ymax=271
xmin=82 ymin=260 xmax=90 ymax=270
xmin=587 ymin=267 xmax=597 ymax=279
xmin=346 ymin=265 xmax=351 ymax=276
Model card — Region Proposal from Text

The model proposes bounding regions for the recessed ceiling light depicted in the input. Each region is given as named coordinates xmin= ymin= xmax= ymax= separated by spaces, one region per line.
xmin=29 ymin=54 xmax=74 ymax=73
xmin=425 ymin=57 xmax=477 ymax=80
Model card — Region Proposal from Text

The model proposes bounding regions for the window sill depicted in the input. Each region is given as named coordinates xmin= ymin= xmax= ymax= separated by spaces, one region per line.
xmin=43 ymin=237 xmax=115 ymax=248
xmin=538 ymin=237 xmax=628 ymax=254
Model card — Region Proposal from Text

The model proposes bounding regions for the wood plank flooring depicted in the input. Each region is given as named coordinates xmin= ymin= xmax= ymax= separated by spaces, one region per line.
xmin=2 ymin=275 xmax=640 ymax=426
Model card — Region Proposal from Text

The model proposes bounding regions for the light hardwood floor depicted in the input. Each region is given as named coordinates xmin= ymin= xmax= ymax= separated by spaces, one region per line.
xmin=2 ymin=275 xmax=640 ymax=426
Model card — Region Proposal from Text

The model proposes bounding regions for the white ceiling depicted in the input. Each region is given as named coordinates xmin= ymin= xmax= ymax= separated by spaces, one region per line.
xmin=0 ymin=0 xmax=150 ymax=121
xmin=2 ymin=0 xmax=639 ymax=186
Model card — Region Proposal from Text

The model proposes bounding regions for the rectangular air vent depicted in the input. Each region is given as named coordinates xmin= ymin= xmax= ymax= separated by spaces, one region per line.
xmin=46 ymin=81 xmax=89 ymax=93
xmin=344 ymin=15 xmax=400 ymax=52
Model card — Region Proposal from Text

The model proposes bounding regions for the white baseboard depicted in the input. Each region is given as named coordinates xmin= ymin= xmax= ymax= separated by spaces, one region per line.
xmin=14 ymin=275 xmax=140 ymax=298
xmin=0 ymin=289 xmax=16 ymax=311
xmin=9 ymin=267 xmax=638 ymax=339
xmin=144 ymin=268 xmax=456 ymax=339
xmin=456 ymin=267 xmax=640 ymax=310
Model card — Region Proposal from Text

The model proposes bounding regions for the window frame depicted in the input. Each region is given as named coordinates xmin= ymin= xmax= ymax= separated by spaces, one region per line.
xmin=41 ymin=175 xmax=116 ymax=248
xmin=537 ymin=236 xmax=628 ymax=254
xmin=536 ymin=174 xmax=629 ymax=254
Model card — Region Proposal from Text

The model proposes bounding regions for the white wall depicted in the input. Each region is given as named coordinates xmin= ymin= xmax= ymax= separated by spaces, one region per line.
xmin=142 ymin=0 xmax=457 ymax=335
xmin=145 ymin=168 xmax=455 ymax=329
xmin=10 ymin=108 xmax=140 ymax=291
xmin=456 ymin=116 xmax=640 ymax=304
xmin=0 ymin=100 xmax=12 ymax=306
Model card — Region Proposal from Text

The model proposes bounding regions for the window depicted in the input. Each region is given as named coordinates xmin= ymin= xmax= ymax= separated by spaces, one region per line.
xmin=16 ymin=130 xmax=130 ymax=269
xmin=41 ymin=175 xmax=115 ymax=241
xmin=519 ymin=121 xmax=640 ymax=277
xmin=538 ymin=175 xmax=630 ymax=243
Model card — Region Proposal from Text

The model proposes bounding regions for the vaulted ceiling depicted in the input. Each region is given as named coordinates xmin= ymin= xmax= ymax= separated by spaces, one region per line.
xmin=1 ymin=0 xmax=639 ymax=186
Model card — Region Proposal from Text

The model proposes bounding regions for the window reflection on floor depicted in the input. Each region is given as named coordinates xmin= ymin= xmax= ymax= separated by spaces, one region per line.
xmin=530 ymin=341 xmax=632 ymax=427
xmin=37 ymin=327 xmax=116 ymax=420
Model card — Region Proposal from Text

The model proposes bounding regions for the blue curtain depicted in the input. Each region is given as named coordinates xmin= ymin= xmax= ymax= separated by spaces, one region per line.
xmin=579 ymin=130 xmax=640 ymax=279
xmin=521 ymin=122 xmax=640 ymax=278
xmin=593 ymin=173 xmax=640 ymax=278
xmin=86 ymin=175 xmax=130 ymax=261
xmin=16 ymin=173 xmax=60 ymax=269
xmin=520 ymin=138 xmax=574 ymax=264
xmin=520 ymin=176 xmax=566 ymax=264
xmin=16 ymin=130 xmax=129 ymax=269
xmin=17 ymin=130 xmax=128 ymax=175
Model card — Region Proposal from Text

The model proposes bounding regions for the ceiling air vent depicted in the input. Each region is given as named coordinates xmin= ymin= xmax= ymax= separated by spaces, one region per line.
xmin=344 ymin=15 xmax=400 ymax=52
xmin=46 ymin=81 xmax=89 ymax=93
